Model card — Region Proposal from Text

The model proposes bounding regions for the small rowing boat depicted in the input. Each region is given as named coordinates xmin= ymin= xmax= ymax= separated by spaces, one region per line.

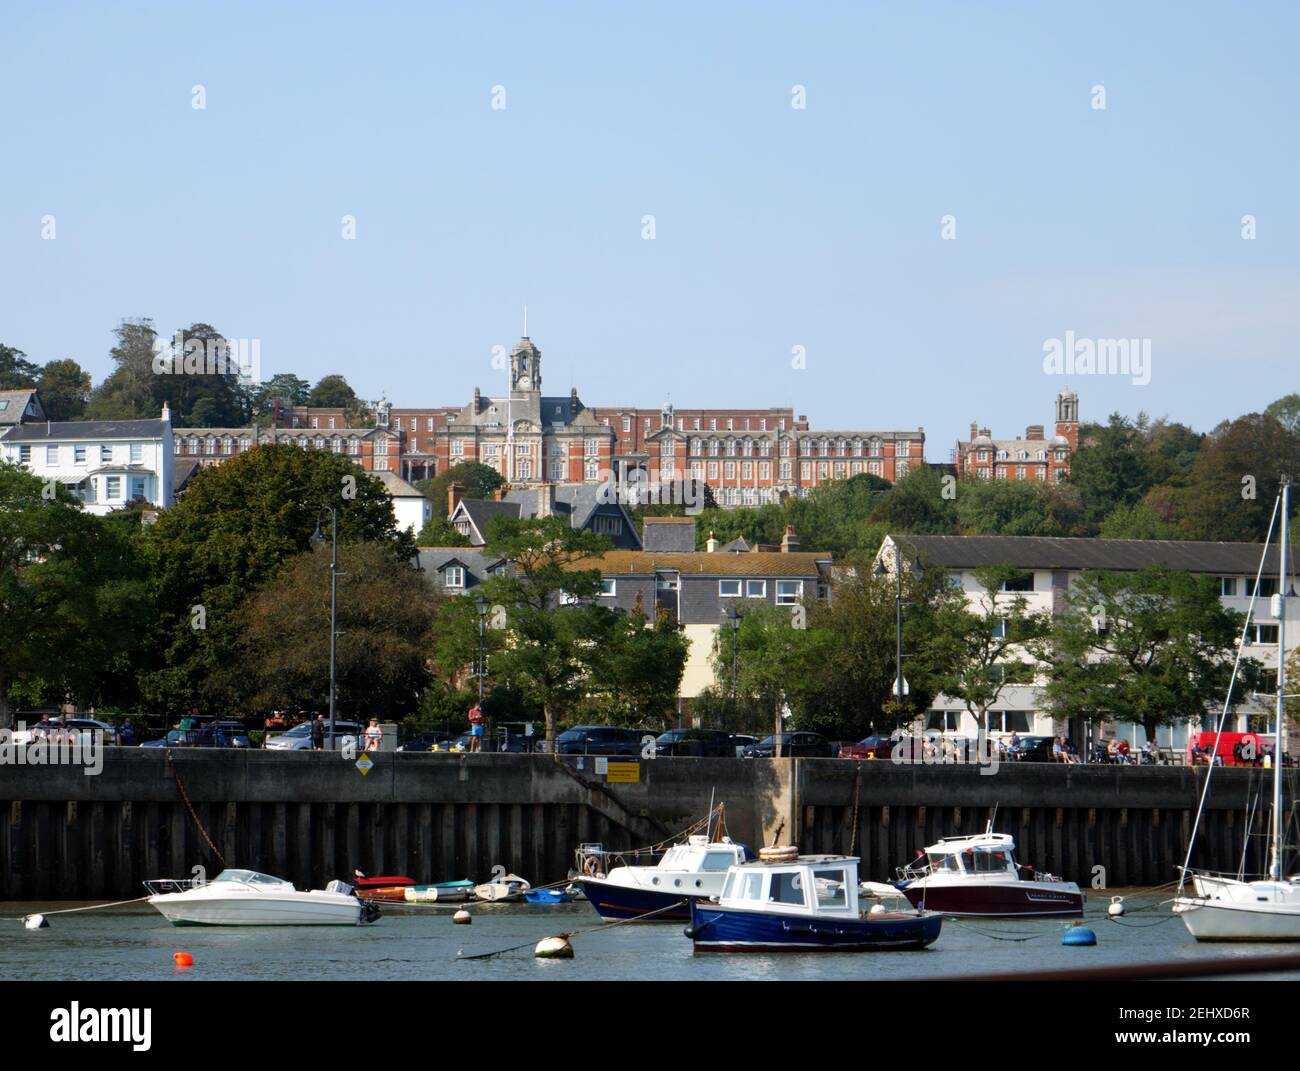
xmin=404 ymin=879 xmax=475 ymax=904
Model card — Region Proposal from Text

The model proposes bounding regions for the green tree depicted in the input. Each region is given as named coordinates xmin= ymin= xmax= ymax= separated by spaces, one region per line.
xmin=36 ymin=358 xmax=92 ymax=421
xmin=0 ymin=463 xmax=151 ymax=725
xmin=582 ymin=602 xmax=689 ymax=728
xmin=476 ymin=515 xmax=613 ymax=749
xmin=868 ymin=464 xmax=958 ymax=535
xmin=955 ymin=479 xmax=1081 ymax=536
xmin=251 ymin=373 xmax=312 ymax=417
xmin=1040 ymin=566 xmax=1246 ymax=744
xmin=141 ymin=443 xmax=410 ymax=713
xmin=1066 ymin=414 xmax=1153 ymax=527
xmin=85 ymin=318 xmax=160 ymax=420
xmin=0 ymin=343 xmax=40 ymax=389
xmin=415 ymin=516 xmax=471 ymax=546
xmin=415 ymin=461 xmax=505 ymax=514
xmin=1170 ymin=413 xmax=1300 ymax=542
xmin=926 ymin=564 xmax=1051 ymax=753
xmin=1098 ymin=501 xmax=1184 ymax=540
xmin=1265 ymin=393 xmax=1300 ymax=437
xmin=221 ymin=542 xmax=437 ymax=719
xmin=306 ymin=374 xmax=358 ymax=409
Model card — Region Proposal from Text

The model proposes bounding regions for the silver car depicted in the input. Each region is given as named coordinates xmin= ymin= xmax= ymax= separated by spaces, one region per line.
xmin=264 ymin=720 xmax=361 ymax=751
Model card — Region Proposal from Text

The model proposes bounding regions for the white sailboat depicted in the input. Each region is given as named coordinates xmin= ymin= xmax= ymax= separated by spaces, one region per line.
xmin=1173 ymin=477 xmax=1299 ymax=941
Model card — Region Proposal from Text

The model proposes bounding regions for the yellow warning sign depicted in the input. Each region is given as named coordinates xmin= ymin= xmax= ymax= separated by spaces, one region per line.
xmin=606 ymin=761 xmax=640 ymax=783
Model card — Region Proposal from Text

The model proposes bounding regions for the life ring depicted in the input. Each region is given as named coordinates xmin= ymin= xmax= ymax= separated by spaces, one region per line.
xmin=581 ymin=854 xmax=603 ymax=878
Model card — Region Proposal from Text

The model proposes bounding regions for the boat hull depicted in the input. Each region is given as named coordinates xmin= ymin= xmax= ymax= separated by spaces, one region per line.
xmin=687 ymin=901 xmax=942 ymax=952
xmin=149 ymin=891 xmax=366 ymax=926
xmin=898 ymin=881 xmax=1083 ymax=918
xmin=404 ymin=881 xmax=474 ymax=903
xmin=1174 ymin=897 xmax=1300 ymax=941
xmin=579 ymin=879 xmax=696 ymax=921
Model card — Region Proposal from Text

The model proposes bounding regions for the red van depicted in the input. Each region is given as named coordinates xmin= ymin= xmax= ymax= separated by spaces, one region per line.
xmin=1187 ymin=731 xmax=1276 ymax=767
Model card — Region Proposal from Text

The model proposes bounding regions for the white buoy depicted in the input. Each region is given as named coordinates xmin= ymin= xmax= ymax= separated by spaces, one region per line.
xmin=22 ymin=914 xmax=48 ymax=930
xmin=1108 ymin=896 xmax=1125 ymax=917
xmin=535 ymin=935 xmax=574 ymax=959
xmin=868 ymin=903 xmax=889 ymax=915
xmin=453 ymin=909 xmax=472 ymax=925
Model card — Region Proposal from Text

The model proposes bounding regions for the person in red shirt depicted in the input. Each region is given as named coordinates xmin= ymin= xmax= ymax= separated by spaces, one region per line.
xmin=468 ymin=704 xmax=484 ymax=753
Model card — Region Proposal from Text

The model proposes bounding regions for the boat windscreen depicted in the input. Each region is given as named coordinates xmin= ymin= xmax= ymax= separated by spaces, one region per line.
xmin=214 ymin=870 xmax=284 ymax=885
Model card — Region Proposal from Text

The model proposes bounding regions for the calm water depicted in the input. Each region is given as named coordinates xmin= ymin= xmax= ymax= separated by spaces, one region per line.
xmin=2 ymin=890 xmax=1298 ymax=981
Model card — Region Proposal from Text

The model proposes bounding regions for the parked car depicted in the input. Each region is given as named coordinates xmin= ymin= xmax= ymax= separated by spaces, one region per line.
xmin=265 ymin=720 xmax=362 ymax=751
xmin=742 ymin=732 xmax=835 ymax=758
xmin=141 ymin=721 xmax=254 ymax=749
xmin=837 ymin=735 xmax=898 ymax=760
xmin=729 ymin=735 xmax=759 ymax=756
xmin=554 ymin=726 xmax=657 ymax=756
xmin=653 ymin=728 xmax=735 ymax=757
xmin=397 ymin=731 xmax=455 ymax=753
xmin=15 ymin=717 xmax=119 ymax=747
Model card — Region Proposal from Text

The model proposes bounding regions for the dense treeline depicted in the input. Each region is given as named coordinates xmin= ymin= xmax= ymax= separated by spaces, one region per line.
xmin=0 ymin=321 xmax=367 ymax=428
xmin=636 ymin=395 xmax=1300 ymax=555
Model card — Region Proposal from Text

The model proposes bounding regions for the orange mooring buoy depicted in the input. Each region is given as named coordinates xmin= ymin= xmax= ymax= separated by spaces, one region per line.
xmin=173 ymin=951 xmax=194 ymax=967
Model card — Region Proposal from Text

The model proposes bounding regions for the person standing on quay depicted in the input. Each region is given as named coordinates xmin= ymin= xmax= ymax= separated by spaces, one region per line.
xmin=310 ymin=713 xmax=325 ymax=751
xmin=468 ymin=703 xmax=484 ymax=753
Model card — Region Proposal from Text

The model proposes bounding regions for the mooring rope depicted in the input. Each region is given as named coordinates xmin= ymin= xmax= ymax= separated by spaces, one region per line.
xmin=456 ymin=900 xmax=686 ymax=960
xmin=170 ymin=754 xmax=226 ymax=867
xmin=3 ymin=896 xmax=150 ymax=922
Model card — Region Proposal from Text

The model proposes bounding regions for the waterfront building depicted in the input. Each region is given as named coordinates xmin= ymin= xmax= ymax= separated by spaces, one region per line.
xmin=0 ymin=405 xmax=174 ymax=515
xmin=877 ymin=533 xmax=1300 ymax=749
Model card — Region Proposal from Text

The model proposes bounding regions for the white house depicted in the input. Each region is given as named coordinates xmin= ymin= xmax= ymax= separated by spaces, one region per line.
xmin=877 ymin=533 xmax=1300 ymax=750
xmin=0 ymin=405 xmax=175 ymax=516
xmin=370 ymin=470 xmax=433 ymax=535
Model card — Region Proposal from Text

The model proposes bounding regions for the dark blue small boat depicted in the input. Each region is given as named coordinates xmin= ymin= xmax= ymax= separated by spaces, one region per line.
xmin=524 ymin=887 xmax=581 ymax=904
xmin=685 ymin=852 xmax=942 ymax=952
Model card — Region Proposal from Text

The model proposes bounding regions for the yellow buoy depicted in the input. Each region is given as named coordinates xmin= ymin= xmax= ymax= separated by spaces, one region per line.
xmin=535 ymin=935 xmax=574 ymax=959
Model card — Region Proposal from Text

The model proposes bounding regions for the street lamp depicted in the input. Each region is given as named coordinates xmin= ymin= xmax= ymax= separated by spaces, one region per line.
xmin=875 ymin=545 xmax=911 ymax=729
xmin=310 ymin=505 xmax=340 ymax=751
xmin=475 ymin=594 xmax=489 ymax=750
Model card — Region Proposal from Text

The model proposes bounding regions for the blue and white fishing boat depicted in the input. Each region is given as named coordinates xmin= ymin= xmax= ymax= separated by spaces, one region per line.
xmin=685 ymin=848 xmax=942 ymax=952
xmin=579 ymin=834 xmax=750 ymax=921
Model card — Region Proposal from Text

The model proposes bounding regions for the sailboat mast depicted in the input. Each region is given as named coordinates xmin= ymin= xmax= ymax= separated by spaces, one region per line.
xmin=1272 ymin=476 xmax=1290 ymax=881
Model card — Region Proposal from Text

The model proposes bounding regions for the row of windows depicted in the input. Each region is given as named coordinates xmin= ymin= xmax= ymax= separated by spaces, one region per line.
xmin=18 ymin=443 xmax=145 ymax=465
xmin=618 ymin=415 xmax=790 ymax=433
xmin=175 ymin=435 xmax=365 ymax=456
xmin=973 ymin=449 xmax=1068 ymax=462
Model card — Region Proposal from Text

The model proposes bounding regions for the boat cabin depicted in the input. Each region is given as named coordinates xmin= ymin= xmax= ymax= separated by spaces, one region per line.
xmin=718 ymin=855 xmax=861 ymax=917
xmin=656 ymin=835 xmax=747 ymax=873
xmin=916 ymin=833 xmax=1020 ymax=881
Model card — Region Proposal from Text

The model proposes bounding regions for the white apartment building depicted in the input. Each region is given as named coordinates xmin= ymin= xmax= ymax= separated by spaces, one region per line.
xmin=0 ymin=406 xmax=175 ymax=516
xmin=877 ymin=534 xmax=1300 ymax=750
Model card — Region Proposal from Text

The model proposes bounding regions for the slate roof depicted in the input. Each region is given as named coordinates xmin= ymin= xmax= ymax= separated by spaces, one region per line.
xmin=370 ymin=470 xmax=426 ymax=498
xmin=3 ymin=418 xmax=169 ymax=441
xmin=565 ymin=550 xmax=830 ymax=577
xmin=887 ymin=534 xmax=1300 ymax=574
xmin=415 ymin=547 xmax=509 ymax=580
xmin=0 ymin=389 xmax=42 ymax=425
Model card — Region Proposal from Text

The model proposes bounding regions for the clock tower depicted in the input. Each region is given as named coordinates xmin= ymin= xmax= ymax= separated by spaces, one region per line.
xmin=509 ymin=336 xmax=542 ymax=397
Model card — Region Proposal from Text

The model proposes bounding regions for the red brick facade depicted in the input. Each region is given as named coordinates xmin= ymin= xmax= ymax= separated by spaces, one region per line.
xmin=953 ymin=391 xmax=1079 ymax=482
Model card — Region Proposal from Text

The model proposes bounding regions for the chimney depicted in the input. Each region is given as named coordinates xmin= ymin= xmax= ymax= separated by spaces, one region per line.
xmin=570 ymin=386 xmax=579 ymax=413
xmin=979 ymin=427 xmax=991 ymax=438
xmin=781 ymin=525 xmax=799 ymax=553
xmin=970 ymin=421 xmax=978 ymax=441
xmin=447 ymin=481 xmax=464 ymax=517
xmin=536 ymin=482 xmax=555 ymax=518
xmin=706 ymin=530 xmax=719 ymax=553
xmin=1025 ymin=424 xmax=1044 ymax=440
xmin=495 ymin=485 xmax=509 ymax=502
xmin=161 ymin=401 xmax=172 ymax=423
xmin=473 ymin=387 xmax=481 ymax=413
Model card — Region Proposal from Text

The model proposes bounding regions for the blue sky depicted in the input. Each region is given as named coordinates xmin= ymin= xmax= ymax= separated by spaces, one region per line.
xmin=3 ymin=2 xmax=1297 ymax=459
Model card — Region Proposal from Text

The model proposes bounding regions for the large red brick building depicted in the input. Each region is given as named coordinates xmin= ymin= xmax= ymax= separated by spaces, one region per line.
xmin=394 ymin=333 xmax=925 ymax=507
xmin=952 ymin=391 xmax=1079 ymax=482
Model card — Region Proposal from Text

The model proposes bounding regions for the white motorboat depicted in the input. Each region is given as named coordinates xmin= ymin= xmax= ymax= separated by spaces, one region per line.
xmin=578 ymin=834 xmax=750 ymax=921
xmin=145 ymin=869 xmax=380 ymax=926
xmin=888 ymin=829 xmax=1084 ymax=917
xmin=1174 ymin=477 xmax=1299 ymax=941
xmin=473 ymin=874 xmax=531 ymax=902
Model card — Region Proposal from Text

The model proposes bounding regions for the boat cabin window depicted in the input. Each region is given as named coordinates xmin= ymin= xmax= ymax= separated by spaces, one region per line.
xmin=813 ymin=868 xmax=848 ymax=908
xmin=966 ymin=849 xmax=1012 ymax=873
xmin=928 ymin=853 xmax=962 ymax=873
xmin=742 ymin=872 xmax=764 ymax=900
xmin=214 ymin=870 xmax=282 ymax=885
xmin=768 ymin=872 xmax=807 ymax=907
xmin=702 ymin=851 xmax=736 ymax=871
xmin=721 ymin=871 xmax=739 ymax=899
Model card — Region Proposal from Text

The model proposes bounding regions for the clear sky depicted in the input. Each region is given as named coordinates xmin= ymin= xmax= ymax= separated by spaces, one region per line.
xmin=3 ymin=2 xmax=1296 ymax=459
